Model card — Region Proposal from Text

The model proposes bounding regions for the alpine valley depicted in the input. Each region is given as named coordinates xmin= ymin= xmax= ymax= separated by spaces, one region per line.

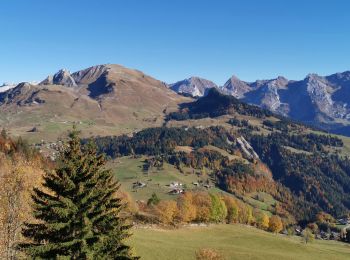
xmin=1 ymin=64 xmax=350 ymax=259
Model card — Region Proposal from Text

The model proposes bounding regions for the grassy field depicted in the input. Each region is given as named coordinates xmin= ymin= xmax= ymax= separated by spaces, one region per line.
xmin=130 ymin=224 xmax=350 ymax=260
xmin=109 ymin=156 xmax=280 ymax=216
xmin=108 ymin=156 xmax=219 ymax=201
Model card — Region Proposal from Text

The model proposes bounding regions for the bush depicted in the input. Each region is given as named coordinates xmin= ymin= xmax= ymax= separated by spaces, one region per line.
xmin=147 ymin=192 xmax=161 ymax=206
xmin=195 ymin=248 xmax=225 ymax=260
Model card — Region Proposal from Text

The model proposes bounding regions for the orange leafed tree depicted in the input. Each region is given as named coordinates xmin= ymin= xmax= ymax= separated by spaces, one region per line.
xmin=268 ymin=215 xmax=283 ymax=233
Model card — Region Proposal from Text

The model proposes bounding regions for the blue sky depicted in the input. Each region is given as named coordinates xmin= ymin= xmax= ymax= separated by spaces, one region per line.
xmin=1 ymin=0 xmax=349 ymax=85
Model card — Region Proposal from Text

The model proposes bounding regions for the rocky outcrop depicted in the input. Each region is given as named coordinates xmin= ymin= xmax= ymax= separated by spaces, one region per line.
xmin=237 ymin=136 xmax=259 ymax=160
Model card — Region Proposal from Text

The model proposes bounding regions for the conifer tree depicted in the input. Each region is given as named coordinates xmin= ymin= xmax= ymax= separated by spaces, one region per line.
xmin=20 ymin=129 xmax=138 ymax=259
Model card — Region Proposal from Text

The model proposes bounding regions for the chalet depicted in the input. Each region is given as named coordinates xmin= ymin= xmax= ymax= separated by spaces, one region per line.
xmin=295 ymin=226 xmax=302 ymax=235
xmin=169 ymin=182 xmax=183 ymax=188
xmin=133 ymin=181 xmax=146 ymax=189
xmin=169 ymin=189 xmax=184 ymax=195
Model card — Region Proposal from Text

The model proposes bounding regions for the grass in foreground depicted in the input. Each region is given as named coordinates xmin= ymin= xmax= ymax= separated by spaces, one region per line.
xmin=130 ymin=224 xmax=350 ymax=260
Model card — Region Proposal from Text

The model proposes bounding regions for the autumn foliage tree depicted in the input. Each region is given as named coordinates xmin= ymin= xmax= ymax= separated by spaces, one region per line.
xmin=255 ymin=211 xmax=269 ymax=230
xmin=222 ymin=196 xmax=239 ymax=223
xmin=155 ymin=200 xmax=178 ymax=224
xmin=192 ymin=192 xmax=212 ymax=222
xmin=268 ymin=215 xmax=283 ymax=233
xmin=0 ymin=135 xmax=45 ymax=259
xmin=177 ymin=192 xmax=196 ymax=222
xmin=209 ymin=194 xmax=227 ymax=223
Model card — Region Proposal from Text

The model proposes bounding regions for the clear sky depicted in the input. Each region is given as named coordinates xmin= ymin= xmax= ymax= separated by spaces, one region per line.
xmin=1 ymin=0 xmax=349 ymax=85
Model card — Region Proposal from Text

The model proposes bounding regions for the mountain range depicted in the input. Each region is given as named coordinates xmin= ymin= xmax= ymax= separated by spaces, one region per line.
xmin=1 ymin=64 xmax=350 ymax=139
xmin=170 ymin=71 xmax=350 ymax=135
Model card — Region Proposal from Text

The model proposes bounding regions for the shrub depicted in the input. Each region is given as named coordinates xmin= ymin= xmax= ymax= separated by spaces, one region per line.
xmin=195 ymin=248 xmax=225 ymax=260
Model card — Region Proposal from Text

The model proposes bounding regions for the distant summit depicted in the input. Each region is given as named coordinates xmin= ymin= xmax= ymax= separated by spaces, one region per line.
xmin=221 ymin=75 xmax=252 ymax=98
xmin=169 ymin=77 xmax=217 ymax=97
xmin=40 ymin=69 xmax=77 ymax=87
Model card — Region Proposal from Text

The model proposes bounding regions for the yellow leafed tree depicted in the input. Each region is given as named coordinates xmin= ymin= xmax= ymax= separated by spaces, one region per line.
xmin=155 ymin=200 xmax=178 ymax=224
xmin=0 ymin=153 xmax=45 ymax=259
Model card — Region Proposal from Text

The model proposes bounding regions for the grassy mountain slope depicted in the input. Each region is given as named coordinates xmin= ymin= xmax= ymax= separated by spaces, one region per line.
xmin=0 ymin=64 xmax=190 ymax=142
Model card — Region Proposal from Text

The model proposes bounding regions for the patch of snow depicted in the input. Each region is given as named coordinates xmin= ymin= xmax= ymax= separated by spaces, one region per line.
xmin=0 ymin=83 xmax=16 ymax=93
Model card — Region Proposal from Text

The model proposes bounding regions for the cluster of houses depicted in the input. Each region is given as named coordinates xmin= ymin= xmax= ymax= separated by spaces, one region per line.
xmin=168 ymin=182 xmax=184 ymax=195
xmin=131 ymin=180 xmax=212 ymax=195
xmin=288 ymin=226 xmax=341 ymax=240
xmin=192 ymin=181 xmax=211 ymax=189
xmin=132 ymin=181 xmax=146 ymax=189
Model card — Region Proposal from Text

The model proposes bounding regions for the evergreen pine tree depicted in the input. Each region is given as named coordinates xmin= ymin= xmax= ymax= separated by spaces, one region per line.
xmin=20 ymin=129 xmax=138 ymax=259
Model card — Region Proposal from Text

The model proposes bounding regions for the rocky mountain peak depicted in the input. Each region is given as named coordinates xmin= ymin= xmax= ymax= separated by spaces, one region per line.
xmin=40 ymin=68 xmax=77 ymax=87
xmin=305 ymin=73 xmax=323 ymax=81
xmin=222 ymin=75 xmax=251 ymax=98
xmin=169 ymin=76 xmax=217 ymax=97
xmin=274 ymin=76 xmax=289 ymax=85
